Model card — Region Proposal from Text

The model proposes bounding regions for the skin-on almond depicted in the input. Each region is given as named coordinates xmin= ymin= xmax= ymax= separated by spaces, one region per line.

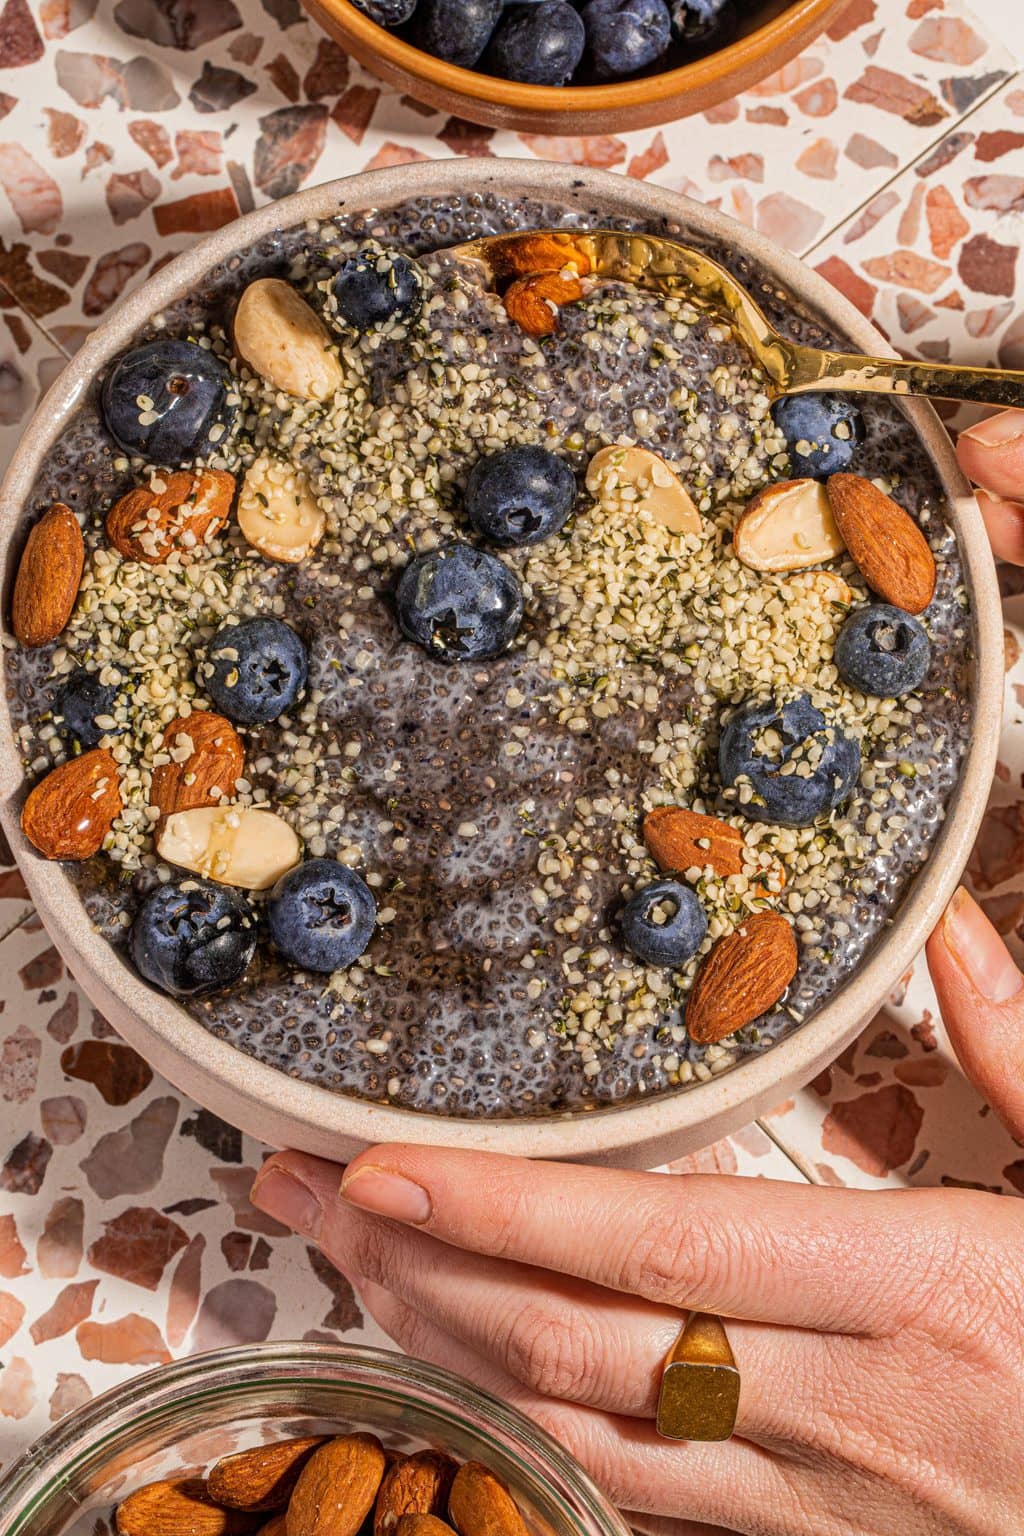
xmin=209 ymin=1436 xmax=328 ymax=1512
xmin=686 ymin=910 xmax=798 ymax=1045
xmin=107 ymin=468 xmax=235 ymax=565
xmin=396 ymin=1518 xmax=458 ymax=1536
xmin=149 ymin=711 xmax=244 ymax=822
xmin=116 ymin=1477 xmax=260 ymax=1536
xmin=375 ymin=1453 xmax=459 ymax=1536
xmin=503 ymin=271 xmax=583 ymax=338
xmin=489 ymin=233 xmax=592 ymax=280
xmin=448 ymin=1463 xmax=528 ymax=1536
xmin=286 ymin=1433 xmax=387 ymax=1536
xmin=586 ymin=445 xmax=701 ymax=536
xmin=259 ymin=1520 xmax=287 ymax=1536
xmin=734 ymin=478 xmax=844 ymax=572
xmin=826 ymin=473 xmax=936 ymax=615
xmin=234 ymin=278 xmax=343 ymax=402
xmin=11 ymin=502 xmax=84 ymax=648
xmin=644 ymin=805 xmax=744 ymax=878
xmin=22 ymin=748 xmax=121 ymax=861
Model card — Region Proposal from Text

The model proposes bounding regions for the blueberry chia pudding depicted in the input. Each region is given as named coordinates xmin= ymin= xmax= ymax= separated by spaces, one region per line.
xmin=5 ymin=193 xmax=971 ymax=1120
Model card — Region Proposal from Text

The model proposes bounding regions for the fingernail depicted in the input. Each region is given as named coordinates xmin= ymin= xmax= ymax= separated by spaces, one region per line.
xmin=943 ymin=888 xmax=1023 ymax=1004
xmin=340 ymin=1166 xmax=432 ymax=1225
xmin=960 ymin=412 xmax=1024 ymax=449
xmin=251 ymin=1167 xmax=324 ymax=1239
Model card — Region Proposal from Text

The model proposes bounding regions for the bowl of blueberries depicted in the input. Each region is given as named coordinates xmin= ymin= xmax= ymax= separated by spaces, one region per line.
xmin=300 ymin=0 xmax=854 ymax=132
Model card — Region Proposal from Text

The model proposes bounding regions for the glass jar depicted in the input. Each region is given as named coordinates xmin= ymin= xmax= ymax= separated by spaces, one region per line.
xmin=0 ymin=1343 xmax=631 ymax=1536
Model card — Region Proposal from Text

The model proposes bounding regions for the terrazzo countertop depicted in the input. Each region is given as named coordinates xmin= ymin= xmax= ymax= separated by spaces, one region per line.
xmin=1 ymin=0 xmax=1023 ymax=1467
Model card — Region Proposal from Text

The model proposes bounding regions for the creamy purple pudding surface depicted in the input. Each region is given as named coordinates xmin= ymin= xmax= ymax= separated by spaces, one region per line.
xmin=6 ymin=192 xmax=971 ymax=1119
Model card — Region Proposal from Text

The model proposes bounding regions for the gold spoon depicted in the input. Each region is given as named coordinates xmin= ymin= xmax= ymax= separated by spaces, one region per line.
xmin=444 ymin=227 xmax=1024 ymax=410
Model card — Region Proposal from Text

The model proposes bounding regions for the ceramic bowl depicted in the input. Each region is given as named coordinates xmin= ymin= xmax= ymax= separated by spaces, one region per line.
xmin=0 ymin=160 xmax=1002 ymax=1168
xmin=300 ymin=0 xmax=855 ymax=135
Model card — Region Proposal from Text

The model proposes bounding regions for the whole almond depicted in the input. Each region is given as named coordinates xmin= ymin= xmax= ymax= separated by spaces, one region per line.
xmin=734 ymin=478 xmax=844 ymax=572
xmin=234 ymin=278 xmax=343 ymax=401
xmin=209 ymin=1436 xmax=327 ymax=1512
xmin=22 ymin=748 xmax=121 ymax=861
xmin=107 ymin=469 xmax=235 ymax=565
xmin=687 ymin=911 xmax=797 ymax=1045
xmin=11 ymin=502 xmax=84 ymax=648
xmin=260 ymin=1520 xmax=287 ymax=1536
xmin=489 ymin=233 xmax=592 ymax=279
xmin=448 ymin=1463 xmax=528 ymax=1536
xmin=150 ymin=711 xmax=245 ymax=822
xmin=503 ymin=271 xmax=583 ymax=338
xmin=116 ymin=1477 xmax=259 ymax=1536
xmin=826 ymin=474 xmax=935 ymax=614
xmin=644 ymin=806 xmax=744 ymax=878
xmin=286 ymin=1433 xmax=387 ymax=1536
xmin=375 ymin=1453 xmax=458 ymax=1536
xmin=396 ymin=1518 xmax=458 ymax=1536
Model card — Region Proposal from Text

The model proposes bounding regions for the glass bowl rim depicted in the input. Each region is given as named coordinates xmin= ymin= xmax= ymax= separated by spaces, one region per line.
xmin=0 ymin=1341 xmax=632 ymax=1536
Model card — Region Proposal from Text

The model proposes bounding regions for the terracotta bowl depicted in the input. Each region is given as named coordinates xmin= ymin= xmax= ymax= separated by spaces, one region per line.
xmin=0 ymin=160 xmax=1002 ymax=1168
xmin=301 ymin=0 xmax=855 ymax=134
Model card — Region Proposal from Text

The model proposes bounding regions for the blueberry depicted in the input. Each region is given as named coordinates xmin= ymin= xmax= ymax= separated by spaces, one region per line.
xmin=465 ymin=445 xmax=576 ymax=547
xmin=352 ymin=0 xmax=416 ymax=22
xmin=583 ymin=0 xmax=671 ymax=78
xmin=130 ymin=877 xmax=257 ymax=998
xmin=621 ymin=878 xmax=707 ymax=968
xmin=52 ymin=669 xmax=125 ymax=749
xmin=396 ymin=541 xmax=523 ymax=663
xmin=268 ymin=858 xmax=376 ymax=972
xmin=835 ymin=604 xmax=931 ymax=698
xmin=332 ymin=249 xmax=422 ymax=333
xmin=102 ymin=339 xmax=237 ymax=467
xmin=719 ymin=694 xmax=861 ymax=827
xmin=204 ymin=617 xmax=308 ymax=725
xmin=670 ymin=0 xmax=737 ymax=52
xmin=407 ymin=0 xmax=503 ymax=68
xmin=485 ymin=1 xmax=585 ymax=83
xmin=771 ymin=393 xmax=865 ymax=480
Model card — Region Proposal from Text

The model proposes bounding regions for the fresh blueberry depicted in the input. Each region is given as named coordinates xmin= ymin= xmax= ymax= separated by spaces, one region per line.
xmin=102 ymin=339 xmax=237 ymax=467
xmin=670 ymin=0 xmax=737 ymax=53
xmin=52 ymin=669 xmax=125 ymax=749
xmin=268 ymin=858 xmax=376 ymax=972
xmin=465 ymin=445 xmax=576 ymax=547
xmin=621 ymin=878 xmax=707 ymax=968
xmin=583 ymin=0 xmax=671 ymax=78
xmin=835 ymin=604 xmax=931 ymax=698
xmin=396 ymin=541 xmax=524 ymax=663
xmin=771 ymin=393 xmax=865 ymax=480
xmin=204 ymin=617 xmax=308 ymax=725
xmin=130 ymin=877 xmax=257 ymax=998
xmin=352 ymin=0 xmax=416 ymax=22
xmin=719 ymin=694 xmax=861 ymax=827
xmin=332 ymin=249 xmax=422 ymax=332
xmin=407 ymin=0 xmax=503 ymax=68
xmin=485 ymin=1 xmax=585 ymax=83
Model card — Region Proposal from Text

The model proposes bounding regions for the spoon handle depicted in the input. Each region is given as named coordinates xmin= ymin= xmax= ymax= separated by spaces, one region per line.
xmin=786 ymin=348 xmax=1024 ymax=410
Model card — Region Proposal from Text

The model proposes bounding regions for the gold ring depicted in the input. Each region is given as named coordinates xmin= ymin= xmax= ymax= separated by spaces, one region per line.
xmin=656 ymin=1312 xmax=740 ymax=1441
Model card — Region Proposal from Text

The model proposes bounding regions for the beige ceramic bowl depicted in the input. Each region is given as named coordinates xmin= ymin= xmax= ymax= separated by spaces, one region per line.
xmin=302 ymin=0 xmax=856 ymax=135
xmin=0 ymin=160 xmax=1002 ymax=1168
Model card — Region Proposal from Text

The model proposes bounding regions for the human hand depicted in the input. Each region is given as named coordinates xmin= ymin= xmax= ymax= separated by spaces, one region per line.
xmin=957 ymin=407 xmax=1024 ymax=563
xmin=250 ymin=886 xmax=1024 ymax=1536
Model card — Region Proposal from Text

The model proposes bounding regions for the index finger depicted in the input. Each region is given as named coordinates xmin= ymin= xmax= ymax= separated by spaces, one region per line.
xmin=957 ymin=410 xmax=1024 ymax=502
xmin=338 ymin=1145 xmax=958 ymax=1335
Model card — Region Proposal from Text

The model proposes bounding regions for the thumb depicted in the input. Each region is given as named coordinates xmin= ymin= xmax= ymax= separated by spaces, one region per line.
xmin=925 ymin=887 xmax=1024 ymax=1140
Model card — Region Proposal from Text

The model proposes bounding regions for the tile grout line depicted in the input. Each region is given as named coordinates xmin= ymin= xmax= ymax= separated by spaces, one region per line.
xmin=796 ymin=63 xmax=1023 ymax=265
xmin=0 ymin=278 xmax=73 ymax=360
xmin=754 ymin=1115 xmax=823 ymax=1183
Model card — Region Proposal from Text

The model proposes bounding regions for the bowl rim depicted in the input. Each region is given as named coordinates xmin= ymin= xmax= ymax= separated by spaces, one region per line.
xmin=0 ymin=1340 xmax=632 ymax=1536
xmin=310 ymin=0 xmax=843 ymax=113
xmin=0 ymin=157 xmax=1003 ymax=1161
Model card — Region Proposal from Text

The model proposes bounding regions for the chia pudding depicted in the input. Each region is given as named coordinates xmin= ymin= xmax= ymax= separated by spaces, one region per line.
xmin=5 ymin=192 xmax=971 ymax=1120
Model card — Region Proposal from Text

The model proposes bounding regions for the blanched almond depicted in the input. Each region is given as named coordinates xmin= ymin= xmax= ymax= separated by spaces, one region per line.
xmin=156 ymin=805 xmax=301 ymax=891
xmin=586 ymin=445 xmax=701 ymax=536
xmin=237 ymin=454 xmax=325 ymax=564
xmin=733 ymin=479 xmax=844 ymax=572
xmin=234 ymin=278 xmax=343 ymax=401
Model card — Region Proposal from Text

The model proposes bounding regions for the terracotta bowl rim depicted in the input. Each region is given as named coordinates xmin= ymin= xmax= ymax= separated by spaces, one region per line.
xmin=0 ymin=158 xmax=1002 ymax=1160
xmin=312 ymin=0 xmax=841 ymax=112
